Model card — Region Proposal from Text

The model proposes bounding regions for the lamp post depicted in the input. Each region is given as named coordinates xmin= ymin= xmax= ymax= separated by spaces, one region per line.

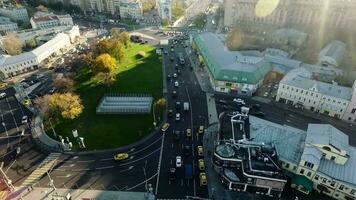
xmin=1 ymin=122 xmax=9 ymax=148
xmin=152 ymin=102 xmax=157 ymax=127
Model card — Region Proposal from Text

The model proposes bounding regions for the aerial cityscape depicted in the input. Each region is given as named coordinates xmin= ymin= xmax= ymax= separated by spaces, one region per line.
xmin=0 ymin=0 xmax=356 ymax=199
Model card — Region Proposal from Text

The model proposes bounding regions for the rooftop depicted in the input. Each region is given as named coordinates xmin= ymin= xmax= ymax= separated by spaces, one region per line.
xmin=319 ymin=40 xmax=346 ymax=60
xmin=32 ymin=15 xmax=59 ymax=23
xmin=280 ymin=68 xmax=352 ymax=100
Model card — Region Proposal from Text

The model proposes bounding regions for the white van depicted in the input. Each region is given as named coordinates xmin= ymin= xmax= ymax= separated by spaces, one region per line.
xmin=184 ymin=102 xmax=189 ymax=111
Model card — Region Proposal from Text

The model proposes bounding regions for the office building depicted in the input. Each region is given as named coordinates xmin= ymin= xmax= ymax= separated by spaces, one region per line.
xmin=30 ymin=13 xmax=73 ymax=29
xmin=0 ymin=6 xmax=29 ymax=23
xmin=0 ymin=16 xmax=17 ymax=35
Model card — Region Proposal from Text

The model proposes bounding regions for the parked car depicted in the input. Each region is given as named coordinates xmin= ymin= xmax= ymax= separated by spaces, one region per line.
xmin=186 ymin=129 xmax=192 ymax=138
xmin=183 ymin=145 xmax=191 ymax=156
xmin=174 ymin=131 xmax=180 ymax=141
xmin=169 ymin=168 xmax=176 ymax=181
xmin=21 ymin=115 xmax=28 ymax=124
xmin=174 ymin=81 xmax=179 ymax=87
xmin=175 ymin=113 xmax=181 ymax=121
xmin=161 ymin=123 xmax=170 ymax=132
xmin=199 ymin=173 xmax=207 ymax=186
xmin=197 ymin=146 xmax=203 ymax=156
xmin=176 ymin=156 xmax=182 ymax=167
xmin=198 ymin=159 xmax=205 ymax=170
xmin=233 ymin=98 xmax=245 ymax=105
xmin=198 ymin=126 xmax=204 ymax=134
xmin=168 ymin=110 xmax=173 ymax=118
xmin=0 ymin=92 xmax=6 ymax=99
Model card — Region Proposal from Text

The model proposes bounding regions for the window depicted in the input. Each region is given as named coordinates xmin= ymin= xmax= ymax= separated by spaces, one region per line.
xmin=307 ymin=172 xmax=312 ymax=177
xmin=352 ymin=109 xmax=356 ymax=114
xmin=339 ymin=185 xmax=344 ymax=190
xmin=331 ymin=156 xmax=336 ymax=161
xmin=331 ymin=181 xmax=335 ymax=187
xmin=314 ymin=175 xmax=319 ymax=180
xmin=301 ymin=90 xmax=303 ymax=94
xmin=351 ymin=189 xmax=355 ymax=195
xmin=323 ymin=178 xmax=327 ymax=183
xmin=285 ymin=163 xmax=290 ymax=168
xmin=296 ymin=89 xmax=299 ymax=92
xmin=300 ymin=169 xmax=305 ymax=174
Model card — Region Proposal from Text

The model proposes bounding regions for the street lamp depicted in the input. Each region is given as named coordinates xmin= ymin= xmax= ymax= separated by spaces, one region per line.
xmin=152 ymin=102 xmax=157 ymax=127
xmin=1 ymin=122 xmax=10 ymax=148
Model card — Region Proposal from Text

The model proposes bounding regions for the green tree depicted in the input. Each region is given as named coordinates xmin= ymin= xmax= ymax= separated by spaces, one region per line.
xmin=172 ymin=1 xmax=184 ymax=21
xmin=111 ymin=41 xmax=125 ymax=62
xmin=95 ymin=39 xmax=114 ymax=55
xmin=25 ymin=38 xmax=37 ymax=49
xmin=118 ymin=32 xmax=130 ymax=47
xmin=93 ymin=53 xmax=117 ymax=74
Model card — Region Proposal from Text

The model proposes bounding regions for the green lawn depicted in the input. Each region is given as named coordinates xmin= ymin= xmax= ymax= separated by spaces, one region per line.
xmin=51 ymin=43 xmax=163 ymax=150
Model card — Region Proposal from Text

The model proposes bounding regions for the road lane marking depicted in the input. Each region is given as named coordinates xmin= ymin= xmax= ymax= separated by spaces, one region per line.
xmin=126 ymin=172 xmax=158 ymax=191
xmin=119 ymin=148 xmax=160 ymax=166
xmin=119 ymin=166 xmax=134 ymax=173
xmin=77 ymin=160 xmax=95 ymax=163
xmin=96 ymin=166 xmax=114 ymax=170
xmin=155 ymin=134 xmax=165 ymax=195
xmin=72 ymin=168 xmax=90 ymax=171
xmin=100 ymin=158 xmax=113 ymax=161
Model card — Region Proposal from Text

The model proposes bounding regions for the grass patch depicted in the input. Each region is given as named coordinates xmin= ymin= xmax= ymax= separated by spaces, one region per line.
xmin=50 ymin=43 xmax=163 ymax=150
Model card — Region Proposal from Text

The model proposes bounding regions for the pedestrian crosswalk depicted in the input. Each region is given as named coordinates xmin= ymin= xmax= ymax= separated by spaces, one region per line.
xmin=21 ymin=153 xmax=61 ymax=187
xmin=0 ymin=190 xmax=9 ymax=199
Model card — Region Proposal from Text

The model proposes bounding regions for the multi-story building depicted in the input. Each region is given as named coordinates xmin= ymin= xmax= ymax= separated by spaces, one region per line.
xmin=213 ymin=112 xmax=287 ymax=198
xmin=223 ymin=0 xmax=356 ymax=31
xmin=30 ymin=13 xmax=73 ymax=29
xmin=156 ymin=0 xmax=171 ymax=21
xmin=0 ymin=6 xmax=29 ymax=23
xmin=0 ymin=26 xmax=80 ymax=80
xmin=318 ymin=41 xmax=346 ymax=67
xmin=342 ymin=81 xmax=356 ymax=124
xmin=250 ymin=116 xmax=356 ymax=200
xmin=0 ymin=16 xmax=17 ymax=35
xmin=119 ymin=0 xmax=143 ymax=19
xmin=276 ymin=67 xmax=353 ymax=119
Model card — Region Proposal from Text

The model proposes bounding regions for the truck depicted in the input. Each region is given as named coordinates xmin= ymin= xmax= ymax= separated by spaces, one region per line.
xmin=183 ymin=102 xmax=189 ymax=111
xmin=185 ymin=164 xmax=193 ymax=179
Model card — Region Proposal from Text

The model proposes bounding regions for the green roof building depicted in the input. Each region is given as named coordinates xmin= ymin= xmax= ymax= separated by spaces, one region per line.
xmin=193 ymin=33 xmax=272 ymax=95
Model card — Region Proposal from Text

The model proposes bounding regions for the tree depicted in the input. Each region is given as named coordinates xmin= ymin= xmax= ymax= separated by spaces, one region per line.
xmin=25 ymin=38 xmax=37 ymax=49
xmin=226 ymin=28 xmax=243 ymax=50
xmin=93 ymin=53 xmax=117 ymax=74
xmin=36 ymin=5 xmax=48 ymax=12
xmin=2 ymin=33 xmax=22 ymax=55
xmin=161 ymin=19 xmax=169 ymax=27
xmin=35 ymin=93 xmax=84 ymax=120
xmin=111 ymin=41 xmax=125 ymax=62
xmin=94 ymin=72 xmax=116 ymax=87
xmin=142 ymin=0 xmax=156 ymax=13
xmin=95 ymin=39 xmax=114 ymax=55
xmin=171 ymin=0 xmax=184 ymax=21
xmin=118 ymin=32 xmax=130 ymax=47
xmin=111 ymin=28 xmax=122 ymax=39
xmin=156 ymin=98 xmax=167 ymax=109
xmin=53 ymin=75 xmax=75 ymax=93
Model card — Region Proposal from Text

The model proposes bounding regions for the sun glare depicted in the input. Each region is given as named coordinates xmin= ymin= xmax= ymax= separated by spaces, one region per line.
xmin=255 ymin=0 xmax=280 ymax=18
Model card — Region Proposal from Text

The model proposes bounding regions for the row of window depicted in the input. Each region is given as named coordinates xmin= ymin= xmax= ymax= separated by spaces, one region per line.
xmin=3 ymin=59 xmax=36 ymax=72
xmin=314 ymin=174 xmax=356 ymax=196
xmin=282 ymin=85 xmax=319 ymax=97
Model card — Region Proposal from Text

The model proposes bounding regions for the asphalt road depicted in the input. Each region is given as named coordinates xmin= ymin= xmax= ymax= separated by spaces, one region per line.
xmin=156 ymin=36 xmax=209 ymax=199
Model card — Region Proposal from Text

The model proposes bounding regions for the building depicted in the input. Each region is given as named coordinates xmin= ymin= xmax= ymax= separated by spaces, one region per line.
xmin=223 ymin=0 xmax=356 ymax=31
xmin=213 ymin=112 xmax=287 ymax=198
xmin=119 ymin=0 xmax=143 ymax=19
xmin=30 ymin=13 xmax=73 ymax=29
xmin=342 ymin=81 xmax=356 ymax=124
xmin=318 ymin=41 xmax=346 ymax=67
xmin=276 ymin=68 xmax=353 ymax=119
xmin=156 ymin=0 xmax=171 ymax=21
xmin=0 ymin=7 xmax=29 ymax=23
xmin=249 ymin=116 xmax=356 ymax=200
xmin=0 ymin=26 xmax=80 ymax=80
xmin=0 ymin=16 xmax=17 ymax=35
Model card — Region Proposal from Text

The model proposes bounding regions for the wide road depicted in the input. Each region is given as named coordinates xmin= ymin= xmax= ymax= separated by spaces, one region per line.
xmin=156 ymin=34 xmax=209 ymax=199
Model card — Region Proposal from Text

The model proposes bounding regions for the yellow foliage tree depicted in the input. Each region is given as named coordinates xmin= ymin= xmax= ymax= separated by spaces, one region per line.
xmin=93 ymin=53 xmax=117 ymax=74
xmin=2 ymin=32 xmax=22 ymax=55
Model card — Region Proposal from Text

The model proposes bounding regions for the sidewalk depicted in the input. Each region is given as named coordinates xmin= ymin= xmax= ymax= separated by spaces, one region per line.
xmin=8 ymin=187 xmax=155 ymax=200
xmin=206 ymin=93 xmax=219 ymax=124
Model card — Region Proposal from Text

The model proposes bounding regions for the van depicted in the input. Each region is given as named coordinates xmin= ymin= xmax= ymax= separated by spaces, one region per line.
xmin=183 ymin=102 xmax=189 ymax=111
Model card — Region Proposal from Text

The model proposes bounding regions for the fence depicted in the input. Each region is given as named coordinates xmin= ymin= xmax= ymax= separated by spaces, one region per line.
xmin=96 ymin=94 xmax=153 ymax=114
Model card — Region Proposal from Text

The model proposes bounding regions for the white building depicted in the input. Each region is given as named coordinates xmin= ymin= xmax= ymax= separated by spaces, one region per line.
xmin=276 ymin=68 xmax=353 ymax=119
xmin=119 ymin=0 xmax=143 ymax=19
xmin=250 ymin=116 xmax=356 ymax=200
xmin=0 ymin=16 xmax=17 ymax=35
xmin=0 ymin=7 xmax=29 ymax=23
xmin=156 ymin=0 xmax=171 ymax=21
xmin=30 ymin=13 xmax=73 ymax=29
xmin=342 ymin=81 xmax=356 ymax=124
xmin=0 ymin=26 xmax=80 ymax=80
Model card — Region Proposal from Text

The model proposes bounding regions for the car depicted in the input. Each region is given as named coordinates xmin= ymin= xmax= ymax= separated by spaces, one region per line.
xmin=198 ymin=126 xmax=204 ymax=134
xmin=166 ymin=74 xmax=171 ymax=80
xmin=186 ymin=129 xmax=192 ymax=137
xmin=218 ymin=99 xmax=227 ymax=105
xmin=263 ymin=92 xmax=269 ymax=97
xmin=114 ymin=153 xmax=129 ymax=161
xmin=177 ymin=69 xmax=181 ymax=75
xmin=168 ymin=110 xmax=174 ymax=118
xmin=175 ymin=64 xmax=179 ymax=69
xmin=175 ymin=101 xmax=181 ymax=110
xmin=176 ymin=156 xmax=182 ymax=167
xmin=173 ymin=73 xmax=177 ymax=78
xmin=161 ymin=123 xmax=170 ymax=132
xmin=198 ymin=159 xmax=205 ymax=170
xmin=0 ymin=82 xmax=8 ymax=89
xmin=164 ymin=50 xmax=168 ymax=54
xmin=183 ymin=145 xmax=191 ymax=156
xmin=0 ymin=92 xmax=6 ymax=99
xmin=172 ymin=90 xmax=177 ymax=98
xmin=171 ymin=48 xmax=174 ymax=52
xmin=49 ymin=87 xmax=56 ymax=94
xmin=169 ymin=168 xmax=176 ymax=181
xmin=175 ymin=113 xmax=181 ymax=121
xmin=199 ymin=173 xmax=207 ymax=186
xmin=174 ymin=81 xmax=179 ymax=87
xmin=197 ymin=146 xmax=203 ymax=156
xmin=233 ymin=98 xmax=245 ymax=105
xmin=21 ymin=115 xmax=28 ymax=124
xmin=170 ymin=56 xmax=174 ymax=62
xmin=174 ymin=131 xmax=180 ymax=141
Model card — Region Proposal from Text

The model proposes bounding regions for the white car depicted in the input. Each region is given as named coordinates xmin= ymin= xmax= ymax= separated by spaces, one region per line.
xmin=173 ymin=73 xmax=177 ymax=78
xmin=233 ymin=98 xmax=245 ymax=105
xmin=21 ymin=115 xmax=28 ymax=124
xmin=176 ymin=156 xmax=182 ymax=167
xmin=0 ymin=92 xmax=6 ymax=99
xmin=175 ymin=113 xmax=181 ymax=121
xmin=263 ymin=92 xmax=269 ymax=97
xmin=174 ymin=81 xmax=179 ymax=87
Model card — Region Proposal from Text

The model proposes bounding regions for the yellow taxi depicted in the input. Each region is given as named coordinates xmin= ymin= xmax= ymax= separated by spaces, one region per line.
xmin=198 ymin=126 xmax=204 ymax=134
xmin=186 ymin=128 xmax=192 ymax=137
xmin=0 ymin=82 xmax=7 ymax=89
xmin=198 ymin=159 xmax=205 ymax=171
xmin=199 ymin=172 xmax=207 ymax=186
xmin=23 ymin=99 xmax=31 ymax=106
xmin=197 ymin=146 xmax=203 ymax=156
xmin=161 ymin=123 xmax=170 ymax=132
xmin=114 ymin=153 xmax=129 ymax=161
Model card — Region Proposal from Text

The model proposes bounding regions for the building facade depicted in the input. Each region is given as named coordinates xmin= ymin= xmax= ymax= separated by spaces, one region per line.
xmin=0 ymin=16 xmax=17 ymax=35
xmin=223 ymin=0 xmax=356 ymax=31
xmin=342 ymin=81 xmax=356 ymax=124
xmin=0 ymin=7 xmax=29 ymax=23
xmin=276 ymin=68 xmax=353 ymax=119
xmin=119 ymin=0 xmax=143 ymax=19
xmin=156 ymin=0 xmax=171 ymax=21
xmin=0 ymin=26 xmax=80 ymax=80
xmin=30 ymin=13 xmax=73 ymax=29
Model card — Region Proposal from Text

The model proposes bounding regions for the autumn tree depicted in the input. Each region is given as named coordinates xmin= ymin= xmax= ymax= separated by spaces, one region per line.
xmin=2 ymin=32 xmax=22 ymax=55
xmin=118 ymin=32 xmax=130 ymax=47
xmin=111 ymin=28 xmax=122 ymax=39
xmin=36 ymin=5 xmax=48 ymax=12
xmin=111 ymin=41 xmax=125 ymax=62
xmin=93 ymin=53 xmax=117 ymax=74
xmin=35 ymin=92 xmax=84 ymax=120
xmin=53 ymin=75 xmax=75 ymax=93
xmin=94 ymin=72 xmax=116 ymax=87
xmin=95 ymin=39 xmax=114 ymax=55
xmin=156 ymin=98 xmax=167 ymax=109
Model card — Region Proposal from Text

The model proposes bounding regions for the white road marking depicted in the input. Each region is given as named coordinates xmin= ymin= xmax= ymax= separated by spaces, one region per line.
xmin=126 ymin=172 xmax=158 ymax=191
xmin=55 ymin=174 xmax=71 ymax=178
xmin=119 ymin=148 xmax=160 ymax=166
xmin=77 ymin=160 xmax=95 ymax=163
xmin=100 ymin=158 xmax=113 ymax=161
xmin=96 ymin=165 xmax=114 ymax=170
xmin=72 ymin=168 xmax=90 ymax=171
xmin=119 ymin=166 xmax=134 ymax=173
xmin=155 ymin=134 xmax=165 ymax=195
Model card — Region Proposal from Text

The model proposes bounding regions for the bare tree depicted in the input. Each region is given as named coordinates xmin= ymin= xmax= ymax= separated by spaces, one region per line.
xmin=2 ymin=32 xmax=22 ymax=55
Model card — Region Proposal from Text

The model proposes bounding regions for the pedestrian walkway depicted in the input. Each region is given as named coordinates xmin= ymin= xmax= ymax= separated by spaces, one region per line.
xmin=206 ymin=93 xmax=218 ymax=124
xmin=20 ymin=153 xmax=61 ymax=187
xmin=13 ymin=187 xmax=155 ymax=200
